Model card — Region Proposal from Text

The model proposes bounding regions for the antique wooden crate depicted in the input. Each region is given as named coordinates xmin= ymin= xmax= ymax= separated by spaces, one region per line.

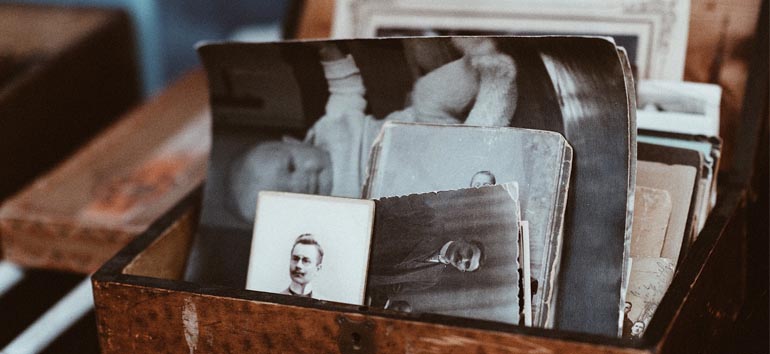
xmin=90 ymin=1 xmax=765 ymax=350
xmin=0 ymin=4 xmax=140 ymax=201
xmin=91 ymin=159 xmax=751 ymax=354
xmin=0 ymin=70 xmax=209 ymax=274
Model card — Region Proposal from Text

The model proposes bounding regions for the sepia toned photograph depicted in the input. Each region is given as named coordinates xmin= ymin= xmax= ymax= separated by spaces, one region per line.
xmin=636 ymin=161 xmax=698 ymax=266
xmin=622 ymin=257 xmax=675 ymax=340
xmin=245 ymin=191 xmax=374 ymax=305
xmin=368 ymin=183 xmax=521 ymax=324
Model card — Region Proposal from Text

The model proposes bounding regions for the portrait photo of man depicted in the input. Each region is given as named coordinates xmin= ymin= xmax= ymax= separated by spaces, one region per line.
xmin=246 ymin=192 xmax=374 ymax=305
xmin=368 ymin=237 xmax=485 ymax=305
xmin=622 ymin=301 xmax=634 ymax=339
xmin=281 ymin=234 xmax=326 ymax=299
xmin=368 ymin=183 xmax=523 ymax=324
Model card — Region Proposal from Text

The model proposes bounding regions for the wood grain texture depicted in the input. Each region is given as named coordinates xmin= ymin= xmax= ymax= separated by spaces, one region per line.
xmin=0 ymin=70 xmax=209 ymax=273
xmin=123 ymin=208 xmax=197 ymax=280
xmin=93 ymin=281 xmax=649 ymax=354
xmin=652 ymin=188 xmax=748 ymax=354
xmin=685 ymin=0 xmax=762 ymax=171
xmin=92 ymin=176 xmax=750 ymax=353
xmin=0 ymin=219 xmax=133 ymax=273
xmin=93 ymin=195 xmax=648 ymax=354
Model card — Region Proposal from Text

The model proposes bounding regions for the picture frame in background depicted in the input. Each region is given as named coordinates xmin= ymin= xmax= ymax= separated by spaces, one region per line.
xmin=332 ymin=0 xmax=690 ymax=80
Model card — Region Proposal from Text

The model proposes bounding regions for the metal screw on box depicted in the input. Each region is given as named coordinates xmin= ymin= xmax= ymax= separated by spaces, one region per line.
xmin=337 ymin=315 xmax=375 ymax=354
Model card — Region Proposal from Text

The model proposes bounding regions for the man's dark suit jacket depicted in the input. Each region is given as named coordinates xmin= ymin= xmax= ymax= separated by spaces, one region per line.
xmin=368 ymin=235 xmax=450 ymax=297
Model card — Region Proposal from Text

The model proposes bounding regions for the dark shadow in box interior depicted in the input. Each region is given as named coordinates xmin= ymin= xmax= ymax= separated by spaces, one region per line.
xmin=91 ymin=9 xmax=768 ymax=354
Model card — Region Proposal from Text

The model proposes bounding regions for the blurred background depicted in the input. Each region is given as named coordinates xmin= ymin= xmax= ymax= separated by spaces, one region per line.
xmin=1 ymin=2 xmax=295 ymax=353
xmin=0 ymin=0 xmax=765 ymax=353
xmin=8 ymin=0 xmax=295 ymax=95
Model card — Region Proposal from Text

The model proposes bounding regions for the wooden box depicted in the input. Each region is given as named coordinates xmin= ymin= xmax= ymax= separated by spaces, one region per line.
xmin=0 ymin=4 xmax=141 ymax=201
xmin=0 ymin=71 xmax=209 ymax=274
xmin=91 ymin=157 xmax=751 ymax=354
xmin=90 ymin=1 xmax=765 ymax=350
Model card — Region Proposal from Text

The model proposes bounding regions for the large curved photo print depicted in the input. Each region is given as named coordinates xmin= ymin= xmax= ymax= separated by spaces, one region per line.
xmin=187 ymin=36 xmax=634 ymax=336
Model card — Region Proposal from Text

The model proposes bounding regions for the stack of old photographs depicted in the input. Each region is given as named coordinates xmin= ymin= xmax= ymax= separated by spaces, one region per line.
xmin=246 ymin=183 xmax=532 ymax=325
xmin=364 ymin=123 xmax=572 ymax=326
xmin=185 ymin=35 xmax=636 ymax=337
xmin=623 ymin=80 xmax=723 ymax=340
xmin=325 ymin=0 xmax=719 ymax=339
xmin=637 ymin=80 xmax=722 ymax=238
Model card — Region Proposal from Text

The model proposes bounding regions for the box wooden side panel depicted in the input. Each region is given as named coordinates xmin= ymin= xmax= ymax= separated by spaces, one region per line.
xmin=123 ymin=208 xmax=197 ymax=280
xmin=655 ymin=190 xmax=747 ymax=354
xmin=93 ymin=281 xmax=649 ymax=354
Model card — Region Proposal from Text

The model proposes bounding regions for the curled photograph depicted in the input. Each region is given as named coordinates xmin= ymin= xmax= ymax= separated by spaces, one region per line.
xmin=189 ymin=36 xmax=633 ymax=336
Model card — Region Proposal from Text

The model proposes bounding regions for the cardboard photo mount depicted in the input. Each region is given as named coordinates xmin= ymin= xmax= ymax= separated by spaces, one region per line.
xmin=246 ymin=191 xmax=375 ymax=305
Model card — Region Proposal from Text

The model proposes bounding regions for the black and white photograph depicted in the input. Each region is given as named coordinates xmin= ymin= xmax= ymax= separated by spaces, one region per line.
xmin=636 ymin=80 xmax=722 ymax=137
xmin=622 ymin=257 xmax=675 ymax=340
xmin=365 ymin=122 xmax=572 ymax=328
xmin=1 ymin=2 xmax=765 ymax=353
xmin=332 ymin=0 xmax=691 ymax=80
xmin=368 ymin=183 xmax=521 ymax=324
xmin=245 ymin=192 xmax=374 ymax=305
xmin=186 ymin=36 xmax=634 ymax=336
